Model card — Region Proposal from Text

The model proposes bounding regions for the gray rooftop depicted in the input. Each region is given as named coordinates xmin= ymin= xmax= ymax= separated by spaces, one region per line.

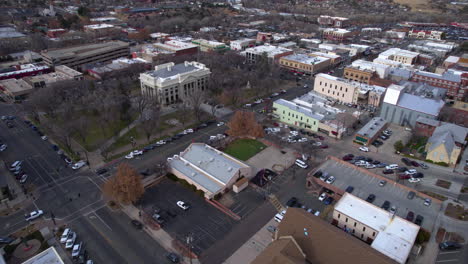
xmin=414 ymin=70 xmax=461 ymax=83
xmin=415 ymin=116 xmax=440 ymax=127
xmin=274 ymin=98 xmax=327 ymax=121
xmin=42 ymin=41 xmax=129 ymax=60
xmin=147 ymin=63 xmax=199 ymax=79
xmin=433 ymin=123 xmax=468 ymax=145
xmin=397 ymin=93 xmax=444 ymax=116
xmin=168 ymin=143 xmax=250 ymax=194
xmin=356 ymin=117 xmax=387 ymax=138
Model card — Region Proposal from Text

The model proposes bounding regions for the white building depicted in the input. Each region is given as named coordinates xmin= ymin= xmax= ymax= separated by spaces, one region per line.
xmin=377 ymin=48 xmax=419 ymax=65
xmin=230 ymin=38 xmax=256 ymax=51
xmin=167 ymin=143 xmax=253 ymax=199
xmin=140 ymin=61 xmax=210 ymax=106
xmin=242 ymin=44 xmax=293 ymax=64
xmin=351 ymin=59 xmax=391 ymax=79
xmin=333 ymin=193 xmax=420 ymax=264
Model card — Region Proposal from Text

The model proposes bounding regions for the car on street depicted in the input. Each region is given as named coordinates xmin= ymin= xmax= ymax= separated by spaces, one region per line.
xmin=359 ymin=146 xmax=369 ymax=152
xmin=96 ymin=168 xmax=108 ymax=175
xmin=19 ymin=174 xmax=28 ymax=184
xmin=65 ymin=232 xmax=77 ymax=249
xmin=415 ymin=215 xmax=424 ymax=226
xmin=407 ymin=191 xmax=416 ymax=199
xmin=379 ymin=180 xmax=387 ymax=187
xmin=318 ymin=193 xmax=327 ymax=201
xmin=366 ymin=194 xmax=376 ymax=203
xmin=406 ymin=211 xmax=415 ymax=221
xmin=166 ymin=252 xmax=180 ymax=263
xmin=41 ymin=136 xmax=48 ymax=140
xmin=424 ymin=198 xmax=431 ymax=206
xmin=0 ymin=236 xmax=15 ymax=244
xmin=345 ymin=186 xmax=354 ymax=193
xmin=71 ymin=241 xmax=83 ymax=258
xmin=286 ymin=197 xmax=298 ymax=207
xmin=176 ymin=201 xmax=190 ymax=210
xmin=325 ymin=176 xmax=335 ymax=184
xmin=25 ymin=210 xmax=44 ymax=221
xmin=64 ymin=157 xmax=72 ymax=164
xmin=0 ymin=144 xmax=7 ymax=152
xmin=389 ymin=206 xmax=397 ymax=214
xmin=72 ymin=161 xmax=86 ymax=170
xmin=131 ymin=220 xmax=143 ymax=229
xmin=152 ymin=214 xmax=165 ymax=225
xmin=439 ymin=241 xmax=462 ymax=251
xmin=217 ymin=122 xmax=225 ymax=127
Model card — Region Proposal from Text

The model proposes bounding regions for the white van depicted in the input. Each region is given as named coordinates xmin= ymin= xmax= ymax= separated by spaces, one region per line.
xmin=295 ymin=159 xmax=308 ymax=169
xmin=386 ymin=164 xmax=399 ymax=170
xmin=274 ymin=210 xmax=286 ymax=223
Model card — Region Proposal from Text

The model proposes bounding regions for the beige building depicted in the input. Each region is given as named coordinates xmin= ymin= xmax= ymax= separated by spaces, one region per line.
xmin=344 ymin=66 xmax=375 ymax=84
xmin=41 ymin=41 xmax=130 ymax=71
xmin=377 ymin=48 xmax=419 ymax=65
xmin=333 ymin=193 xmax=420 ymax=264
xmin=314 ymin=74 xmax=360 ymax=104
xmin=0 ymin=79 xmax=33 ymax=99
xmin=24 ymin=65 xmax=83 ymax=88
xmin=309 ymin=51 xmax=341 ymax=65
xmin=140 ymin=61 xmax=210 ymax=106
xmin=279 ymin=54 xmax=331 ymax=74
xmin=425 ymin=123 xmax=468 ymax=166
xmin=167 ymin=143 xmax=253 ymax=199
xmin=408 ymin=30 xmax=443 ymax=40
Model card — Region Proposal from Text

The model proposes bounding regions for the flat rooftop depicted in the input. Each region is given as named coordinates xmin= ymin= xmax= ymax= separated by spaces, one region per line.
xmin=144 ymin=62 xmax=207 ymax=80
xmin=0 ymin=78 xmax=32 ymax=93
xmin=22 ymin=247 xmax=64 ymax=264
xmin=356 ymin=117 xmax=387 ymax=138
xmin=42 ymin=41 xmax=129 ymax=60
xmin=84 ymin=24 xmax=114 ymax=30
xmin=379 ymin=48 xmax=419 ymax=59
xmin=154 ymin=40 xmax=197 ymax=51
xmin=282 ymin=53 xmax=329 ymax=64
xmin=245 ymin=45 xmax=292 ymax=57
xmin=335 ymin=193 xmax=420 ymax=264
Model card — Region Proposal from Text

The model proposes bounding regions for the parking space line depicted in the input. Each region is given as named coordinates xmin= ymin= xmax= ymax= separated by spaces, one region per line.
xmin=438 ymin=251 xmax=460 ymax=255
xmin=435 ymin=259 xmax=459 ymax=263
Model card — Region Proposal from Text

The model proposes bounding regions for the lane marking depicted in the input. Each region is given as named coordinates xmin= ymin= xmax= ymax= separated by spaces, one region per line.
xmin=87 ymin=211 xmax=112 ymax=231
xmin=439 ymin=251 xmax=460 ymax=255
xmin=436 ymin=260 xmax=460 ymax=263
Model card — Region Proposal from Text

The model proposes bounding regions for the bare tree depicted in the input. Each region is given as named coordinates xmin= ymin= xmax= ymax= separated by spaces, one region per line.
xmin=187 ymin=90 xmax=205 ymax=122
xmin=138 ymin=104 xmax=161 ymax=143
xmin=103 ymin=163 xmax=144 ymax=205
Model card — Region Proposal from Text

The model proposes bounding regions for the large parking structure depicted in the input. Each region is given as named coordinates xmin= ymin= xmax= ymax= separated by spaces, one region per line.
xmin=307 ymin=156 xmax=442 ymax=231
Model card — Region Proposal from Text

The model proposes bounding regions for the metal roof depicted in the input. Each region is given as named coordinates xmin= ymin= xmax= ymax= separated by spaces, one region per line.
xmin=356 ymin=117 xmax=387 ymax=138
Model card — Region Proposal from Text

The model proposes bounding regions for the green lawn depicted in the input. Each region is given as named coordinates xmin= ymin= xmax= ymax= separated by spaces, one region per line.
xmin=224 ymin=139 xmax=266 ymax=161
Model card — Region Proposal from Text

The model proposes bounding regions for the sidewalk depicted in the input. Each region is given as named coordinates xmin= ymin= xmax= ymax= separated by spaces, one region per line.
xmin=121 ymin=204 xmax=200 ymax=264
xmin=0 ymin=162 xmax=29 ymax=214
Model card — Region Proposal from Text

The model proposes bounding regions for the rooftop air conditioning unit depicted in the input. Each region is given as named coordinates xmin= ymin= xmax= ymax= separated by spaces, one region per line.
xmin=227 ymin=167 xmax=233 ymax=172
xmin=209 ymin=157 xmax=214 ymax=162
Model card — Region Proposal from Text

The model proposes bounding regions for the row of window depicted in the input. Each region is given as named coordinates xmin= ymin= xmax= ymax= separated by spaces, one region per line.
xmin=338 ymin=213 xmax=376 ymax=237
xmin=319 ymin=81 xmax=350 ymax=93
xmin=282 ymin=110 xmax=316 ymax=125
xmin=321 ymin=88 xmax=345 ymax=98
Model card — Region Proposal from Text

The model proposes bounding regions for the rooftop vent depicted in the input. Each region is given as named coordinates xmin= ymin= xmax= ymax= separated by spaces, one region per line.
xmin=227 ymin=167 xmax=233 ymax=172
xmin=209 ymin=157 xmax=214 ymax=162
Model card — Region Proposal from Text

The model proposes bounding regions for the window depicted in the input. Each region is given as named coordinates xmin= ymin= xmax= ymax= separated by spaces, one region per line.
xmin=363 ymin=227 xmax=366 ymax=231
xmin=361 ymin=234 xmax=364 ymax=239
xmin=338 ymin=214 xmax=341 ymax=219
xmin=372 ymin=232 xmax=376 ymax=237
xmin=345 ymin=218 xmax=348 ymax=223
xmin=354 ymin=222 xmax=357 ymax=227
xmin=352 ymin=229 xmax=355 ymax=234
xmin=283 ymin=110 xmax=285 ymax=114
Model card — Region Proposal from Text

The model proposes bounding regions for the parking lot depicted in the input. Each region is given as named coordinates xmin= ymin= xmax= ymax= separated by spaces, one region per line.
xmin=314 ymin=158 xmax=442 ymax=230
xmin=138 ymin=179 xmax=238 ymax=255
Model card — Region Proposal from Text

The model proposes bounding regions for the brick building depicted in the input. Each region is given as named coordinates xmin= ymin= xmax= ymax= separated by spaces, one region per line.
xmin=344 ymin=66 xmax=375 ymax=84
xmin=411 ymin=70 xmax=467 ymax=100
xmin=317 ymin=15 xmax=349 ymax=28
xmin=322 ymin=28 xmax=353 ymax=42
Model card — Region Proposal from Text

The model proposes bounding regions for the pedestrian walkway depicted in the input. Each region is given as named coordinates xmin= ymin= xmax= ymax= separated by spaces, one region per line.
xmin=121 ymin=204 xmax=200 ymax=264
xmin=0 ymin=162 xmax=29 ymax=214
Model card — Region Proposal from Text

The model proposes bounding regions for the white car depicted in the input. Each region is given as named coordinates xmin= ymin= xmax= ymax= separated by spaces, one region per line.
xmin=359 ymin=146 xmax=369 ymax=152
xmin=405 ymin=169 xmax=417 ymax=175
xmin=65 ymin=232 xmax=76 ymax=249
xmin=298 ymin=138 xmax=308 ymax=142
xmin=313 ymin=142 xmax=322 ymax=146
xmin=132 ymin=150 xmax=143 ymax=156
xmin=424 ymin=198 xmax=431 ymax=206
xmin=41 ymin=136 xmax=48 ymax=141
xmin=290 ymin=131 xmax=299 ymax=136
xmin=365 ymin=164 xmax=376 ymax=169
xmin=19 ymin=174 xmax=28 ymax=184
xmin=25 ymin=210 xmax=44 ymax=221
xmin=125 ymin=153 xmax=134 ymax=159
xmin=72 ymin=161 xmax=86 ymax=170
xmin=408 ymin=178 xmax=421 ymax=183
xmin=325 ymin=176 xmax=335 ymax=184
xmin=0 ymin=144 xmax=7 ymax=152
xmin=156 ymin=140 xmax=166 ymax=145
xmin=71 ymin=242 xmax=82 ymax=258
xmin=184 ymin=129 xmax=194 ymax=134
xmin=318 ymin=193 xmax=327 ymax=201
xmin=355 ymin=160 xmax=368 ymax=166
xmin=177 ymin=201 xmax=190 ymax=210
xmin=217 ymin=122 xmax=225 ymax=127
xmin=60 ymin=228 xmax=72 ymax=243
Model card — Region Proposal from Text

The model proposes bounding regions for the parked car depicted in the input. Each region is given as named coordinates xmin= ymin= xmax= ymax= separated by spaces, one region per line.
xmin=25 ymin=210 xmax=44 ymax=221
xmin=401 ymin=158 xmax=411 ymax=166
xmin=323 ymin=197 xmax=334 ymax=205
xmin=60 ymin=228 xmax=72 ymax=243
xmin=96 ymin=168 xmax=108 ymax=175
xmin=77 ymin=250 xmax=88 ymax=264
xmin=379 ymin=180 xmax=387 ymax=187
xmin=413 ymin=172 xmax=424 ymax=178
xmin=407 ymin=191 xmax=416 ymax=200
xmin=424 ymin=198 xmax=432 ymax=206
xmin=166 ymin=252 xmax=180 ymax=263
xmin=439 ymin=241 xmax=462 ymax=251
xmin=345 ymin=186 xmax=354 ymax=193
xmin=389 ymin=206 xmax=397 ymax=214
xmin=399 ymin=174 xmax=411 ymax=180
xmin=65 ymin=232 xmax=77 ymax=249
xmin=286 ymin=197 xmax=298 ymax=207
xmin=71 ymin=241 xmax=83 ymax=258
xmin=381 ymin=201 xmax=390 ymax=210
xmin=176 ymin=201 xmax=190 ymax=210
xmin=19 ymin=174 xmax=28 ymax=184
xmin=0 ymin=236 xmax=15 ymax=244
xmin=325 ymin=176 xmax=335 ymax=184
xmin=415 ymin=215 xmax=424 ymax=226
xmin=406 ymin=211 xmax=414 ymax=221
xmin=318 ymin=193 xmax=327 ymax=201
xmin=359 ymin=146 xmax=369 ymax=152
xmin=411 ymin=161 xmax=420 ymax=167
xmin=420 ymin=163 xmax=429 ymax=169
xmin=366 ymin=194 xmax=376 ymax=203
xmin=342 ymin=154 xmax=354 ymax=161
xmin=405 ymin=169 xmax=417 ymax=175
xmin=0 ymin=144 xmax=7 ymax=152
xmin=408 ymin=178 xmax=421 ymax=183
xmin=383 ymin=169 xmax=394 ymax=174
xmin=72 ymin=161 xmax=86 ymax=170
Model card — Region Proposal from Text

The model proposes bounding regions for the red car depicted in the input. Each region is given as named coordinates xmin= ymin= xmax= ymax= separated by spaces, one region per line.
xmin=273 ymin=122 xmax=279 ymax=127
xmin=318 ymin=136 xmax=325 ymax=140
xmin=406 ymin=211 xmax=414 ymax=221
xmin=399 ymin=174 xmax=411 ymax=180
xmin=320 ymin=145 xmax=329 ymax=149
xmin=411 ymin=161 xmax=420 ymax=167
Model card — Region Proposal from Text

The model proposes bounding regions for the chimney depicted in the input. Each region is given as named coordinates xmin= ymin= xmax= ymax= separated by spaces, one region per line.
xmin=167 ymin=66 xmax=172 ymax=71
